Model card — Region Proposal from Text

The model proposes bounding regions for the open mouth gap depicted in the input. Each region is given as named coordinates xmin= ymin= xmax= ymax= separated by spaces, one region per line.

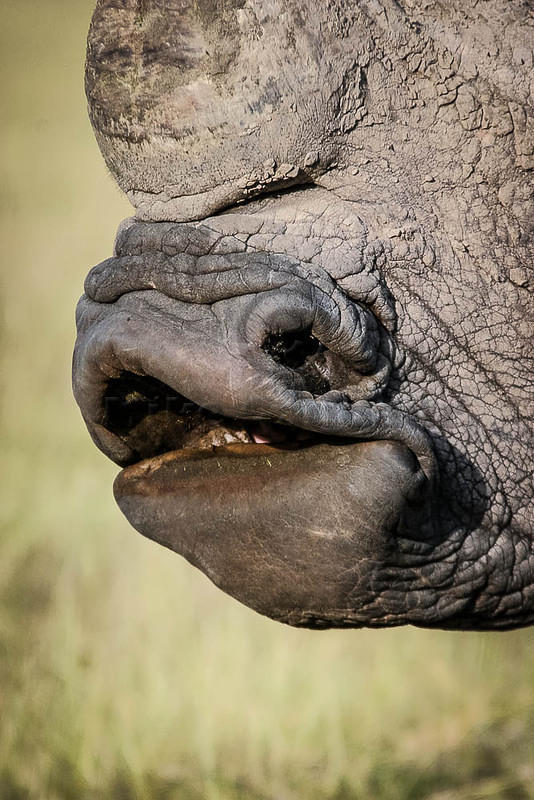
xmin=103 ymin=371 xmax=320 ymax=465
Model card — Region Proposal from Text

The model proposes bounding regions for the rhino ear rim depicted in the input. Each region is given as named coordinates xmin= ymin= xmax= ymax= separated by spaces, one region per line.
xmin=85 ymin=0 xmax=368 ymax=221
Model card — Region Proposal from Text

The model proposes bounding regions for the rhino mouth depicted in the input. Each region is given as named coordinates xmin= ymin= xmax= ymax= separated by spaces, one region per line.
xmin=107 ymin=364 xmax=432 ymax=628
xmin=102 ymin=369 xmax=333 ymax=465
xmin=74 ymin=279 xmax=436 ymax=483
xmin=73 ymin=264 xmax=436 ymax=624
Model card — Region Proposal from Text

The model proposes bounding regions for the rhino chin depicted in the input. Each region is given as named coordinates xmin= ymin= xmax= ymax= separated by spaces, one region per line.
xmin=113 ymin=439 xmax=427 ymax=627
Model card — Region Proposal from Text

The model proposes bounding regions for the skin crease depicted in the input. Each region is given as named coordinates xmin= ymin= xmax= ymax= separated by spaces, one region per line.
xmin=73 ymin=0 xmax=533 ymax=629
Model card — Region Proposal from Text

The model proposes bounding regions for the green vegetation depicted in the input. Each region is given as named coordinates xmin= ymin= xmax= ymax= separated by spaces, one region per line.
xmin=1 ymin=2 xmax=534 ymax=798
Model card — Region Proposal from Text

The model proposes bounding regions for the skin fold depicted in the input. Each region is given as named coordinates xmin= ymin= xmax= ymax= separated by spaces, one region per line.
xmin=73 ymin=0 xmax=533 ymax=629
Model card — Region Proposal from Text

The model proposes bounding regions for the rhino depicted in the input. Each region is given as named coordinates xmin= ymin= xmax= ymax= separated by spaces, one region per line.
xmin=73 ymin=0 xmax=533 ymax=630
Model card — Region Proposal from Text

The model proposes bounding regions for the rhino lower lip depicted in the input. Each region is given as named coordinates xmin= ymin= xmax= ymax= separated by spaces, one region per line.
xmin=113 ymin=435 xmax=427 ymax=627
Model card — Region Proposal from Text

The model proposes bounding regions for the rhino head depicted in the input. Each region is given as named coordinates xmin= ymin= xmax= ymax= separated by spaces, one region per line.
xmin=73 ymin=0 xmax=533 ymax=629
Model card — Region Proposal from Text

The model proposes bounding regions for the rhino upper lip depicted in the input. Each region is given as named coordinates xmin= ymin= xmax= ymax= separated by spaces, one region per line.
xmin=74 ymin=309 xmax=436 ymax=480
xmin=73 ymin=248 xmax=437 ymax=480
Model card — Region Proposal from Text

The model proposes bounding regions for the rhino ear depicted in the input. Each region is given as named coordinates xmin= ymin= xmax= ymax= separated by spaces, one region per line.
xmin=86 ymin=0 xmax=369 ymax=221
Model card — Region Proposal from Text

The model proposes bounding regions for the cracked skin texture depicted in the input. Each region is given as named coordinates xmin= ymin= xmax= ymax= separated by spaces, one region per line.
xmin=75 ymin=0 xmax=534 ymax=629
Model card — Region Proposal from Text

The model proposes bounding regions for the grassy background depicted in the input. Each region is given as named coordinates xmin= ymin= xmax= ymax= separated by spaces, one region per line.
xmin=1 ymin=2 xmax=534 ymax=798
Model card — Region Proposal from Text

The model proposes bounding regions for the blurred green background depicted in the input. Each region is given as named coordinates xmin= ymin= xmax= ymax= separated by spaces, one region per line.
xmin=1 ymin=2 xmax=534 ymax=798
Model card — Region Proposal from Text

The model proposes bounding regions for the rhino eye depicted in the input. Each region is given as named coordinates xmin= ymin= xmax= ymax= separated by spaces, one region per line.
xmin=262 ymin=329 xmax=323 ymax=369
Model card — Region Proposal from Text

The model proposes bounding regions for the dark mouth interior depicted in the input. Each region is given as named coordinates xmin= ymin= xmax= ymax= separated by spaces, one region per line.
xmin=103 ymin=371 xmax=322 ymax=465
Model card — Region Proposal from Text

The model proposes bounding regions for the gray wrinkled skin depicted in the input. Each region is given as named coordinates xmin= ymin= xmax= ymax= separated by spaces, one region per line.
xmin=73 ymin=0 xmax=533 ymax=630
